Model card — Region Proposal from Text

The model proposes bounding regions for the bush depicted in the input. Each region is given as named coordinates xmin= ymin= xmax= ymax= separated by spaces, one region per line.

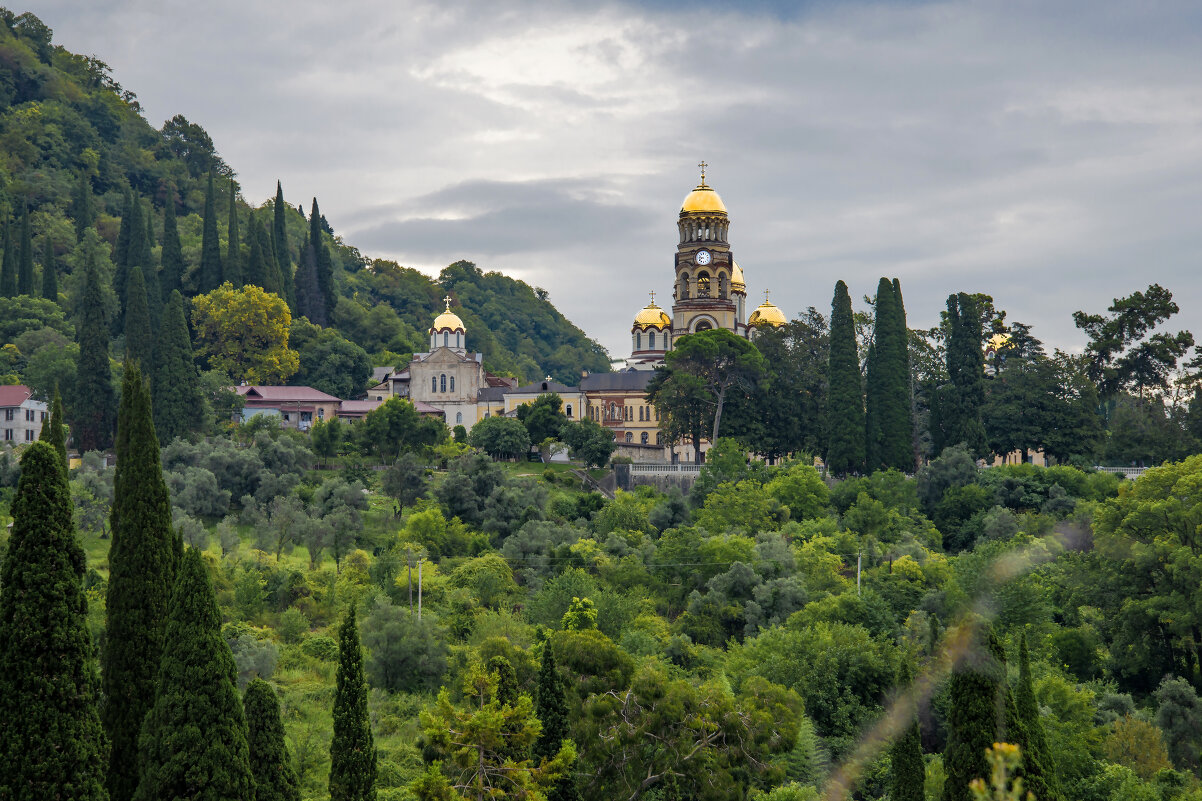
xmin=362 ymin=601 xmax=448 ymax=693
xmin=278 ymin=607 xmax=310 ymax=644
xmin=300 ymin=634 xmax=339 ymax=661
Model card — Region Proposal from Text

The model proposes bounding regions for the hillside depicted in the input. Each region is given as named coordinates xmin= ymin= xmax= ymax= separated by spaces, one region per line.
xmin=0 ymin=9 xmax=609 ymax=389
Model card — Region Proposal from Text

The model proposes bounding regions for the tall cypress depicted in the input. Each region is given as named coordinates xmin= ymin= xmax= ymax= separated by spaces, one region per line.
xmin=124 ymin=266 xmax=153 ymax=368
xmin=199 ymin=168 xmax=223 ymax=292
xmin=160 ymin=184 xmax=183 ymax=300
xmin=941 ymin=628 xmax=1008 ymax=801
xmin=140 ymin=200 xmax=161 ymax=330
xmin=245 ymin=214 xmax=267 ymax=290
xmin=259 ymin=214 xmax=283 ymax=294
xmin=890 ymin=662 xmax=925 ymax=801
xmin=226 ymin=181 xmax=243 ymax=287
xmin=294 ymin=234 xmax=326 ymax=325
xmin=535 ymin=645 xmax=580 ymax=801
xmin=134 ymin=548 xmax=254 ymax=801
xmin=1013 ymin=634 xmax=1060 ymax=801
xmin=103 ymin=363 xmax=176 ymax=801
xmin=329 ymin=607 xmax=377 ymax=801
xmin=17 ymin=207 xmax=34 ymax=295
xmin=0 ymin=442 xmax=107 ymax=801
xmin=115 ymin=192 xmax=144 ymax=328
xmin=311 ymin=198 xmax=336 ymax=320
xmin=864 ymin=277 xmax=896 ymax=472
xmin=273 ymin=181 xmax=294 ymax=307
xmin=113 ymin=188 xmax=133 ymax=289
xmin=152 ymin=290 xmax=202 ymax=445
xmin=71 ymin=170 xmax=95 ymax=242
xmin=825 ymin=280 xmax=864 ymax=476
xmin=0 ymin=218 xmax=15 ymax=297
xmin=39 ymin=384 xmax=68 ymax=469
xmin=936 ymin=293 xmax=988 ymax=457
xmin=72 ymin=255 xmax=116 ymax=452
xmin=41 ymin=234 xmax=58 ymax=301
xmin=245 ymin=679 xmax=301 ymax=801
xmin=882 ymin=278 xmax=913 ymax=471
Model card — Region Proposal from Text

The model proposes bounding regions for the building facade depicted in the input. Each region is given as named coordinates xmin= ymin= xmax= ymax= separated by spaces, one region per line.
xmin=0 ymin=385 xmax=48 ymax=446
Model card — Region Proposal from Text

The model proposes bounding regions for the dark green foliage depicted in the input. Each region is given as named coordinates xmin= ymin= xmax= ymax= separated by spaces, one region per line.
xmin=40 ymin=233 xmax=57 ymax=301
xmin=113 ymin=189 xmax=133 ymax=298
xmin=244 ymin=678 xmax=301 ymax=801
xmin=73 ymin=255 xmax=116 ymax=452
xmin=941 ymin=628 xmax=1007 ymax=801
xmin=39 ymin=384 xmax=68 ymax=468
xmin=226 ymin=180 xmax=243 ymax=287
xmin=274 ymin=181 xmax=294 ymax=307
xmin=139 ymin=200 xmax=160 ymax=329
xmin=381 ymin=451 xmax=429 ymax=507
xmin=124 ymin=265 xmax=153 ymax=368
xmin=0 ymin=442 xmax=107 ymax=801
xmin=104 ymin=363 xmax=176 ymax=801
xmin=115 ymin=190 xmax=143 ymax=328
xmin=294 ymin=235 xmax=326 ymax=325
xmin=160 ymin=185 xmax=183 ymax=301
xmin=71 ymin=169 xmax=95 ymax=241
xmin=890 ymin=662 xmax=924 ymax=801
xmin=559 ymin=417 xmax=618 ymax=469
xmin=0 ymin=218 xmax=15 ymax=296
xmin=826 ymin=280 xmax=864 ymax=476
xmin=865 ymin=278 xmax=912 ymax=472
xmin=517 ymin=392 xmax=566 ymax=444
xmin=534 ymin=645 xmax=570 ymax=760
xmin=361 ymin=603 xmax=447 ymax=693
xmin=16 ymin=207 xmax=33 ymax=295
xmin=259 ymin=213 xmax=283 ymax=294
xmin=329 ymin=607 xmax=377 ymax=801
xmin=935 ymin=293 xmax=988 ymax=458
xmin=151 ymin=290 xmax=201 ymax=444
xmin=134 ymin=548 xmax=254 ymax=801
xmin=199 ymin=168 xmax=222 ymax=292
xmin=311 ymin=198 xmax=337 ymax=322
xmin=1012 ymin=633 xmax=1060 ymax=801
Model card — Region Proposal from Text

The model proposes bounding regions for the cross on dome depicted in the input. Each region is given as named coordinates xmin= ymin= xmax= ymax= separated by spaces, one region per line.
xmin=649 ymin=291 xmax=656 ymax=305
xmin=764 ymin=289 xmax=771 ymax=302
xmin=443 ymin=295 xmax=453 ymax=311
xmin=698 ymin=160 xmax=708 ymax=187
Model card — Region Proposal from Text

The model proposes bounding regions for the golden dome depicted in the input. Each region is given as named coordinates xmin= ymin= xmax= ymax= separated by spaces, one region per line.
xmin=731 ymin=261 xmax=746 ymax=292
xmin=632 ymin=300 xmax=671 ymax=331
xmin=431 ymin=297 xmax=465 ymax=332
xmin=748 ymin=298 xmax=787 ymax=327
xmin=681 ymin=183 xmax=727 ymax=214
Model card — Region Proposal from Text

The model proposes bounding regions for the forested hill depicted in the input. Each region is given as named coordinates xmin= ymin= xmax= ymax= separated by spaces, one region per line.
xmin=0 ymin=9 xmax=609 ymax=388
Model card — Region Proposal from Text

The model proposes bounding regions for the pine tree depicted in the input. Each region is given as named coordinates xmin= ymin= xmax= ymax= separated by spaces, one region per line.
xmin=125 ymin=266 xmax=153 ymax=368
xmin=942 ymin=628 xmax=1008 ymax=801
xmin=226 ymin=180 xmax=243 ymax=286
xmin=1012 ymin=634 xmax=1060 ymax=801
xmin=71 ymin=170 xmax=95 ymax=242
xmin=160 ymin=184 xmax=183 ymax=300
xmin=534 ymin=645 xmax=580 ymax=801
xmin=329 ymin=607 xmax=377 ymax=801
xmin=103 ymin=363 xmax=176 ymax=801
xmin=41 ymin=233 xmax=58 ymax=301
xmin=134 ymin=548 xmax=254 ymax=801
xmin=115 ymin=191 xmax=144 ymax=328
xmin=73 ymin=255 xmax=116 ymax=452
xmin=826 ymin=280 xmax=864 ymax=476
xmin=0 ymin=442 xmax=107 ymax=801
xmin=311 ymin=198 xmax=336 ymax=320
xmin=890 ymin=662 xmax=924 ymax=801
xmin=199 ymin=168 xmax=223 ymax=292
xmin=17 ymin=207 xmax=34 ymax=295
xmin=274 ymin=181 xmax=294 ymax=307
xmin=937 ymin=293 xmax=988 ymax=457
xmin=0 ymin=218 xmax=15 ymax=297
xmin=39 ymin=384 xmax=68 ymax=469
xmin=244 ymin=679 xmax=301 ymax=801
xmin=152 ymin=290 xmax=202 ymax=444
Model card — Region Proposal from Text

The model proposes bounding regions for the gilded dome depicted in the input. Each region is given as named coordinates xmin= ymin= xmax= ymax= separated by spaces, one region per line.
xmin=633 ymin=301 xmax=671 ymax=331
xmin=681 ymin=184 xmax=727 ymax=214
xmin=431 ymin=298 xmax=465 ymax=332
xmin=731 ymin=261 xmax=746 ymax=292
xmin=748 ymin=299 xmax=787 ymax=327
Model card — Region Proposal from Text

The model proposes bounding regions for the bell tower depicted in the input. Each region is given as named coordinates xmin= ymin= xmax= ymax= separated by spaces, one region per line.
xmin=670 ymin=162 xmax=739 ymax=341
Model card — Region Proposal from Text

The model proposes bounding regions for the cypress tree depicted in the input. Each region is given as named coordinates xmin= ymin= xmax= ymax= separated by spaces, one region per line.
xmin=890 ymin=662 xmax=925 ymax=801
xmin=884 ymin=278 xmax=914 ymax=470
xmin=160 ymin=184 xmax=183 ymax=300
xmin=71 ymin=170 xmax=95 ymax=242
xmin=103 ymin=363 xmax=176 ymax=801
xmin=259 ymin=214 xmax=283 ymax=294
xmin=311 ymin=198 xmax=336 ymax=320
xmin=274 ymin=181 xmax=294 ymax=307
xmin=73 ymin=255 xmax=116 ymax=452
xmin=17 ymin=207 xmax=34 ymax=295
xmin=39 ymin=383 xmax=68 ymax=469
xmin=0 ymin=442 xmax=108 ymax=801
xmin=826 ymin=280 xmax=864 ymax=476
xmin=294 ymin=234 xmax=326 ymax=325
xmin=134 ymin=548 xmax=254 ymax=801
xmin=113 ymin=188 xmax=133 ymax=289
xmin=937 ymin=293 xmax=988 ymax=457
xmin=245 ymin=214 xmax=267 ymax=290
xmin=0 ymin=219 xmax=15 ymax=297
xmin=199 ymin=168 xmax=222 ymax=292
xmin=1013 ymin=634 xmax=1060 ymax=801
xmin=329 ymin=607 xmax=377 ymax=801
xmin=124 ymin=266 xmax=153 ymax=368
xmin=865 ymin=277 xmax=896 ymax=472
xmin=245 ymin=679 xmax=301 ymax=801
xmin=115 ymin=192 xmax=144 ymax=328
xmin=140 ymin=200 xmax=161 ymax=330
xmin=535 ymin=645 xmax=580 ymax=801
xmin=152 ymin=290 xmax=202 ymax=444
xmin=941 ymin=628 xmax=1008 ymax=801
xmin=226 ymin=181 xmax=243 ymax=287
xmin=41 ymin=234 xmax=58 ymax=301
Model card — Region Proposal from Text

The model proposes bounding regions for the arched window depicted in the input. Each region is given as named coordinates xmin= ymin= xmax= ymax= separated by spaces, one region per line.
xmin=443 ymin=332 xmax=449 ymax=347
xmin=641 ymin=432 xmax=649 ymax=445
xmin=431 ymin=376 xmax=437 ymax=392
xmin=636 ymin=332 xmax=642 ymax=350
xmin=648 ymin=331 xmax=656 ymax=350
xmin=655 ymin=406 xmax=660 ymax=421
xmin=440 ymin=374 xmax=447 ymax=392
xmin=695 ymin=320 xmax=712 ymax=332
xmin=456 ymin=412 xmax=463 ymax=424
xmin=625 ymin=432 xmax=633 ymax=442
xmin=566 ymin=404 xmax=573 ymax=418
xmin=450 ymin=376 xmax=455 ymax=392
xmin=718 ymin=273 xmax=728 ymax=299
xmin=679 ymin=275 xmax=689 ymax=299
xmin=697 ymin=272 xmax=710 ymax=297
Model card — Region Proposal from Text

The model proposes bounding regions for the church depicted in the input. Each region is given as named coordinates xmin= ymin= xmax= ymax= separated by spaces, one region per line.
xmin=368 ymin=165 xmax=787 ymax=456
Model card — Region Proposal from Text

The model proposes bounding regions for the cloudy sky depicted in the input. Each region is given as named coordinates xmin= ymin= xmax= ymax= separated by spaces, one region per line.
xmin=36 ymin=0 xmax=1202 ymax=358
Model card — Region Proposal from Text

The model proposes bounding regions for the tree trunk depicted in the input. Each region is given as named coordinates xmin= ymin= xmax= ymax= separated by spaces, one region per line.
xmin=711 ymin=386 xmax=727 ymax=445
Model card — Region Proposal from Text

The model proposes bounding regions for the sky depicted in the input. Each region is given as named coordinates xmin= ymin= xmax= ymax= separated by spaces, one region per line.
xmin=34 ymin=0 xmax=1202 ymax=359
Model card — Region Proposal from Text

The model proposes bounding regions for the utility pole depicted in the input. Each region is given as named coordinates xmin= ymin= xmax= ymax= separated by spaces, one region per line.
xmin=407 ymin=547 xmax=413 ymax=614
xmin=856 ymin=551 xmax=862 ymax=596
xmin=418 ymin=558 xmax=423 ymax=621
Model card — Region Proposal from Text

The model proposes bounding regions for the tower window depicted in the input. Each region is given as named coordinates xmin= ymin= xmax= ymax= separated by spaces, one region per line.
xmin=679 ymin=275 xmax=689 ymax=299
xmin=649 ymin=331 xmax=656 ymax=349
xmin=440 ymin=374 xmax=447 ymax=392
xmin=432 ymin=376 xmax=437 ymax=392
xmin=697 ymin=272 xmax=710 ymax=297
xmin=636 ymin=331 xmax=642 ymax=350
xmin=695 ymin=320 xmax=712 ymax=332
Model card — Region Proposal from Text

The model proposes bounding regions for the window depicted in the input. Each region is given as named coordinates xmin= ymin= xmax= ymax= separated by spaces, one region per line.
xmin=301 ymin=412 xmax=312 ymax=423
xmin=440 ymin=374 xmax=447 ymax=392
xmin=40 ymin=411 xmax=46 ymax=421
xmin=456 ymin=412 xmax=463 ymax=424
xmin=697 ymin=272 xmax=710 ymax=297
xmin=640 ymin=432 xmax=648 ymax=445
xmin=649 ymin=331 xmax=656 ymax=350
xmin=282 ymin=413 xmax=291 ymax=421
xmin=25 ymin=429 xmax=33 ymax=441
xmin=443 ymin=332 xmax=449 ymax=347
xmin=636 ymin=332 xmax=642 ymax=350
xmin=3 ymin=409 xmax=12 ymax=421
xmin=450 ymin=376 xmax=455 ymax=392
xmin=25 ymin=409 xmax=35 ymax=421
xmin=656 ymin=432 xmax=662 ymax=445
xmin=432 ymin=376 xmax=438 ymax=392
xmin=695 ymin=320 xmax=712 ymax=332
xmin=655 ymin=406 xmax=659 ymax=421
xmin=625 ymin=432 xmax=633 ymax=442
xmin=638 ymin=406 xmax=643 ymax=421
xmin=565 ymin=404 xmax=573 ymax=418
xmin=2 ymin=429 xmax=10 ymax=441
xmin=317 ymin=408 xmax=324 ymax=419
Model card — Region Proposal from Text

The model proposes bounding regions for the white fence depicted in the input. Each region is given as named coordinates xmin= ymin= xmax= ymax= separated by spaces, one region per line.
xmin=627 ymin=463 xmax=703 ymax=474
xmin=1094 ymin=466 xmax=1148 ymax=479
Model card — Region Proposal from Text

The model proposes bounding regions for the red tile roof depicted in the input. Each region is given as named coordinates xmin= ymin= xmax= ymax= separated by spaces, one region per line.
xmin=235 ymin=385 xmax=341 ymax=403
xmin=0 ymin=385 xmax=33 ymax=407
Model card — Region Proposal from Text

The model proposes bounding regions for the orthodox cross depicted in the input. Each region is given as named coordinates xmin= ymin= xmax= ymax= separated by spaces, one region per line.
xmin=698 ymin=160 xmax=708 ymax=186
xmin=764 ymin=289 xmax=771 ymax=302
xmin=443 ymin=295 xmax=453 ymax=310
xmin=649 ymin=291 xmax=656 ymax=305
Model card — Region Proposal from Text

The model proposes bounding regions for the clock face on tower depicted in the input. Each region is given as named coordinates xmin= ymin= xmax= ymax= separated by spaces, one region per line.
xmin=695 ymin=250 xmax=712 ymax=266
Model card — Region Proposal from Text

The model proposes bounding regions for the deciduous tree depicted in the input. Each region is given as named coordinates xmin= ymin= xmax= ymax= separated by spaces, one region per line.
xmin=191 ymin=282 xmax=299 ymax=384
